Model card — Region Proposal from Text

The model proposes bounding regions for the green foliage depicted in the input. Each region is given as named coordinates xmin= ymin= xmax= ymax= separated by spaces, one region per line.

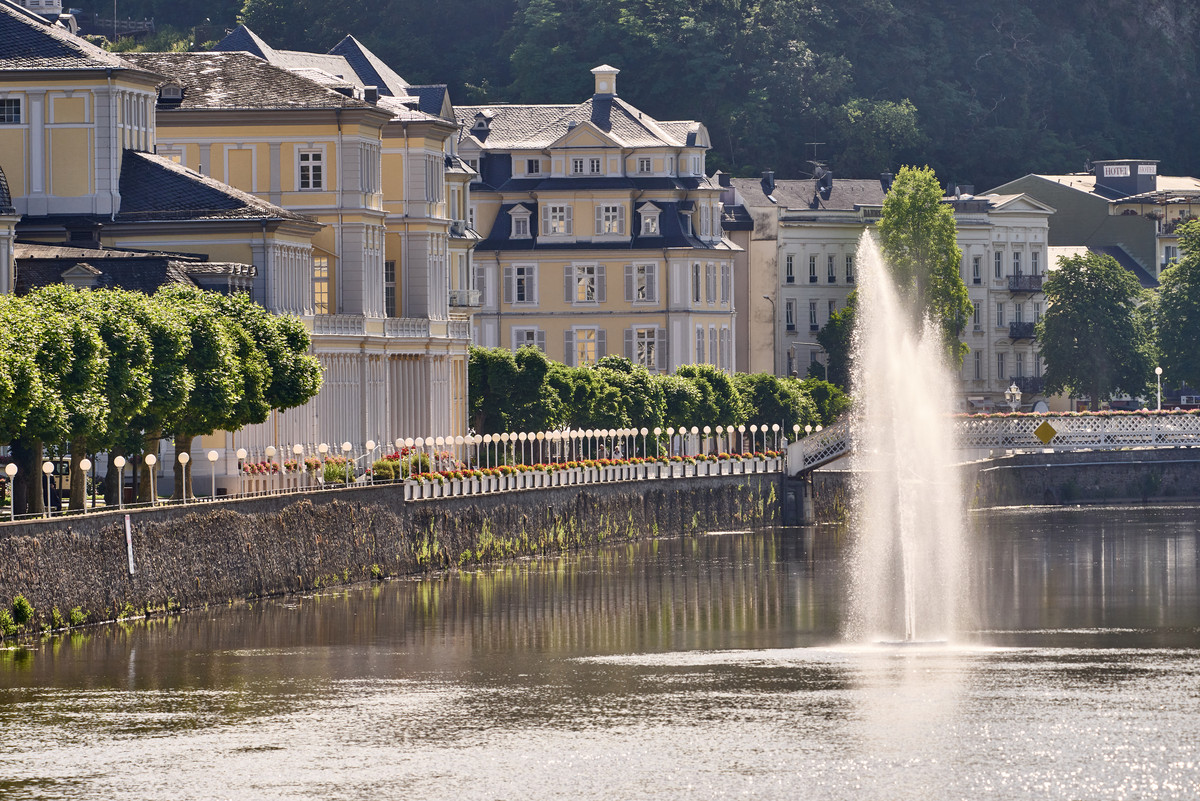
xmin=1156 ymin=221 xmax=1200 ymax=392
xmin=878 ymin=166 xmax=970 ymax=366
xmin=1038 ymin=251 xmax=1154 ymax=404
xmin=815 ymin=291 xmax=856 ymax=389
xmin=10 ymin=595 xmax=33 ymax=627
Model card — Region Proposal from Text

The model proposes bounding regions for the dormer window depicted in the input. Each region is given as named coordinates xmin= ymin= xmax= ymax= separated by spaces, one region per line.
xmin=510 ymin=205 xmax=532 ymax=239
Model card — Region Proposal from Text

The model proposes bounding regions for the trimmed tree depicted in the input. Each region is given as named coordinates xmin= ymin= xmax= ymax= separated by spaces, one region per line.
xmin=877 ymin=165 xmax=971 ymax=365
xmin=1038 ymin=251 xmax=1154 ymax=407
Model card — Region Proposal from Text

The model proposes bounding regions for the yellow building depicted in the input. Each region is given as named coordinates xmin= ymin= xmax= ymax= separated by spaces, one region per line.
xmin=458 ymin=65 xmax=738 ymax=371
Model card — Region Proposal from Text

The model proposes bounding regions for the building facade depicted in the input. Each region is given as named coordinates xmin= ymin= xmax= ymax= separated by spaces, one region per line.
xmin=459 ymin=66 xmax=739 ymax=372
xmin=724 ymin=171 xmax=1053 ymax=410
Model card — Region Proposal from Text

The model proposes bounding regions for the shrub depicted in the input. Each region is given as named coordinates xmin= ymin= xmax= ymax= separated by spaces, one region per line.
xmin=10 ymin=595 xmax=33 ymax=627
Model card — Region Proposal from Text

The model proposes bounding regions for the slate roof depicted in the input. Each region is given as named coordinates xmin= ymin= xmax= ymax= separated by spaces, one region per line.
xmin=116 ymin=150 xmax=314 ymax=224
xmin=326 ymin=35 xmax=410 ymax=98
xmin=1092 ymin=245 xmax=1159 ymax=288
xmin=121 ymin=51 xmax=379 ymax=111
xmin=731 ymin=177 xmax=887 ymax=211
xmin=0 ymin=0 xmax=150 ymax=73
xmin=458 ymin=96 xmax=700 ymax=151
xmin=0 ymin=164 xmax=14 ymax=214
xmin=14 ymin=242 xmax=256 ymax=294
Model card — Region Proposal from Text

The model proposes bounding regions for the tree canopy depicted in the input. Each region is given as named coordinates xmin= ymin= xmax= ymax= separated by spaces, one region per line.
xmin=1037 ymin=251 xmax=1155 ymax=406
xmin=877 ymin=165 xmax=970 ymax=364
xmin=106 ymin=0 xmax=1200 ymax=187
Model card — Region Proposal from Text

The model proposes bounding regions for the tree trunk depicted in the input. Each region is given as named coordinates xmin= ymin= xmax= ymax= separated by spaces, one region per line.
xmin=103 ymin=447 xmax=124 ymax=506
xmin=69 ymin=436 xmax=87 ymax=511
xmin=172 ymin=433 xmax=194 ymax=500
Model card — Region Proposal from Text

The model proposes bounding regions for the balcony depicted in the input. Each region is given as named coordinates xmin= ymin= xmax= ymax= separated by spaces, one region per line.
xmin=449 ymin=289 xmax=482 ymax=307
xmin=1009 ymin=376 xmax=1045 ymax=395
xmin=1008 ymin=321 xmax=1036 ymax=340
xmin=1008 ymin=274 xmax=1043 ymax=293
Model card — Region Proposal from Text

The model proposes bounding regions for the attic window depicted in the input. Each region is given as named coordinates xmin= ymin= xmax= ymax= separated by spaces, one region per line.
xmin=159 ymin=84 xmax=183 ymax=100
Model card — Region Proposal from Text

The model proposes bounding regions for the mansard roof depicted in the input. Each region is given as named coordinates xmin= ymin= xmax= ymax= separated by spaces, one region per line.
xmin=457 ymin=95 xmax=705 ymax=151
xmin=121 ymin=51 xmax=381 ymax=112
xmin=116 ymin=151 xmax=314 ymax=224
xmin=0 ymin=164 xmax=14 ymax=214
xmin=0 ymin=0 xmax=149 ymax=73
xmin=14 ymin=241 xmax=256 ymax=294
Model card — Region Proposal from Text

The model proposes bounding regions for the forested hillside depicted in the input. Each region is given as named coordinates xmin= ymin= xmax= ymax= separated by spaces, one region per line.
xmin=106 ymin=0 xmax=1200 ymax=188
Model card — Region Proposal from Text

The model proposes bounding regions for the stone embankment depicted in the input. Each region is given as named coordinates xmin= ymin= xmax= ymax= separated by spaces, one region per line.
xmin=0 ymin=475 xmax=780 ymax=636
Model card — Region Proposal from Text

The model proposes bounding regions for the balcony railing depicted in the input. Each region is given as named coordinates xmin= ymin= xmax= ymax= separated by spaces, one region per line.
xmin=1009 ymin=321 xmax=1036 ymax=340
xmin=1009 ymin=376 xmax=1045 ymax=395
xmin=449 ymin=289 xmax=482 ymax=307
xmin=1008 ymin=274 xmax=1043 ymax=292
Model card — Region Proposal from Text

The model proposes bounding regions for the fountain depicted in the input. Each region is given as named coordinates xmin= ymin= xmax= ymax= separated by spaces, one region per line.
xmin=847 ymin=233 xmax=966 ymax=644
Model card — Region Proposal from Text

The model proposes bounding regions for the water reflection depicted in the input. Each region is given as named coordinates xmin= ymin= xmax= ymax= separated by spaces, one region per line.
xmin=1 ymin=509 xmax=1199 ymax=800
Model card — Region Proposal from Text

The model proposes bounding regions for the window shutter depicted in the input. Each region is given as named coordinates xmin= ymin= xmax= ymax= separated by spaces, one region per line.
xmin=596 ymin=328 xmax=607 ymax=359
xmin=535 ymin=329 xmax=546 ymax=353
xmin=596 ymin=264 xmax=606 ymax=303
xmin=617 ymin=205 xmax=626 ymax=234
xmin=624 ymin=264 xmax=634 ymax=302
xmin=503 ymin=266 xmax=513 ymax=304
xmin=655 ymin=329 xmax=668 ymax=372
xmin=564 ymin=330 xmax=575 ymax=366
xmin=564 ymin=265 xmax=575 ymax=303
xmin=624 ymin=328 xmax=634 ymax=360
xmin=647 ymin=265 xmax=657 ymax=302
xmin=595 ymin=206 xmax=604 ymax=236
xmin=564 ymin=205 xmax=573 ymax=234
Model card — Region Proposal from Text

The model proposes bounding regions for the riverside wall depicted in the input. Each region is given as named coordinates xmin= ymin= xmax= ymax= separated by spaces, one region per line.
xmin=0 ymin=475 xmax=780 ymax=632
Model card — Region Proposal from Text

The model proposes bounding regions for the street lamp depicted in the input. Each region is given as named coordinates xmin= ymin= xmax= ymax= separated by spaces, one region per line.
xmin=1156 ymin=366 xmax=1163 ymax=411
xmin=144 ymin=453 xmax=158 ymax=506
xmin=4 ymin=462 xmax=16 ymax=521
xmin=1005 ymin=382 xmax=1022 ymax=413
xmin=177 ymin=451 xmax=190 ymax=503
xmin=113 ymin=455 xmax=126 ymax=509
xmin=207 ymin=450 xmax=219 ymax=499
xmin=762 ymin=294 xmax=777 ymax=376
xmin=42 ymin=461 xmax=55 ymax=518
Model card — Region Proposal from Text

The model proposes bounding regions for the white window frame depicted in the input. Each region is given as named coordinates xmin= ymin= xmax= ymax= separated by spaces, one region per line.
xmin=298 ymin=148 xmax=324 ymax=190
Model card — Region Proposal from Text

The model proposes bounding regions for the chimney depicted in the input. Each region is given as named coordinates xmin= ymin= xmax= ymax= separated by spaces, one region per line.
xmin=761 ymin=170 xmax=776 ymax=196
xmin=880 ymin=172 xmax=894 ymax=193
xmin=591 ymin=64 xmax=619 ymax=97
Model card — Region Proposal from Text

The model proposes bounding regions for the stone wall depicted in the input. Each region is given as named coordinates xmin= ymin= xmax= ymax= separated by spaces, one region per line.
xmin=0 ymin=475 xmax=780 ymax=632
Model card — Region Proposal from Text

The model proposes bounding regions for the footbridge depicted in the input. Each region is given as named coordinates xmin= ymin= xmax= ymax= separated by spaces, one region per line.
xmin=787 ymin=413 xmax=1200 ymax=475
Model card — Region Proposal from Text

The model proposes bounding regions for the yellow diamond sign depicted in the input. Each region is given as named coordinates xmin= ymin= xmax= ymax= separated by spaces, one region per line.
xmin=1034 ymin=420 xmax=1057 ymax=444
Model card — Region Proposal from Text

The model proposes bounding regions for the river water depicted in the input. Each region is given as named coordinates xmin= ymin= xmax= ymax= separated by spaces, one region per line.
xmin=2 ymin=506 xmax=1199 ymax=800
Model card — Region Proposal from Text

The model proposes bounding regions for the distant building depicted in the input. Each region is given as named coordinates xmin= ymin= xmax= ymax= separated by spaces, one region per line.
xmin=989 ymin=159 xmax=1200 ymax=287
xmin=457 ymin=65 xmax=739 ymax=372
xmin=723 ymin=171 xmax=1053 ymax=410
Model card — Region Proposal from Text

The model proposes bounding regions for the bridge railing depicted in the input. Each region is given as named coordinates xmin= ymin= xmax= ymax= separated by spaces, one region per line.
xmin=788 ymin=411 xmax=1200 ymax=474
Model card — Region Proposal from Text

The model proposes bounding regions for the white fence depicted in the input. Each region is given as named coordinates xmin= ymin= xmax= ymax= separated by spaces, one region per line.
xmin=788 ymin=412 xmax=1200 ymax=474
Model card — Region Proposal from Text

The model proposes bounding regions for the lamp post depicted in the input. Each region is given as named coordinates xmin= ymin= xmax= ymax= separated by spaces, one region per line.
xmin=292 ymin=443 xmax=304 ymax=489
xmin=42 ymin=461 xmax=54 ymax=518
xmin=177 ymin=452 xmax=190 ymax=503
xmin=1156 ymin=366 xmax=1163 ymax=411
xmin=762 ymin=294 xmax=778 ymax=376
xmin=236 ymin=448 xmax=247 ymax=496
xmin=207 ymin=450 xmax=219 ymax=499
xmin=4 ymin=463 xmax=15 ymax=521
xmin=113 ymin=455 xmax=126 ymax=509
xmin=79 ymin=458 xmax=93 ymax=509
xmin=145 ymin=453 xmax=158 ymax=506
xmin=1005 ymin=382 xmax=1022 ymax=413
